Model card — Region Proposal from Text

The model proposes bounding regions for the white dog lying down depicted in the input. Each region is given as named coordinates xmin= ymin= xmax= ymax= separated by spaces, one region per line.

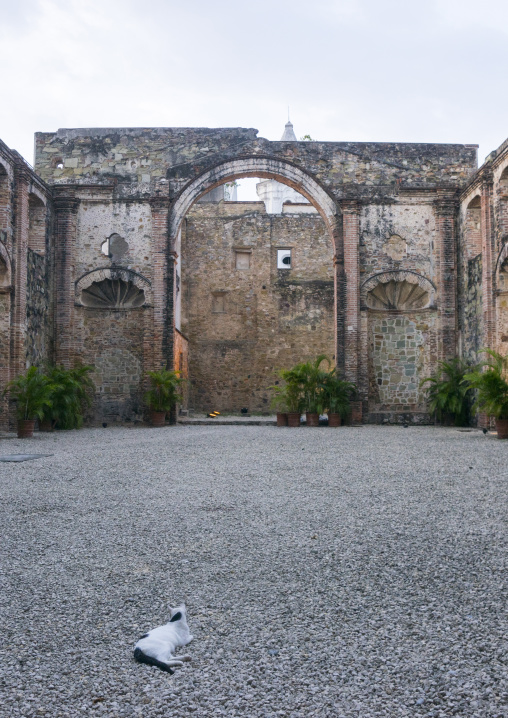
xmin=134 ymin=604 xmax=193 ymax=674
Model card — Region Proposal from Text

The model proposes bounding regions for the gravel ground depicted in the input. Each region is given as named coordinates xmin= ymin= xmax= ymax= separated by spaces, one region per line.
xmin=0 ymin=425 xmax=506 ymax=718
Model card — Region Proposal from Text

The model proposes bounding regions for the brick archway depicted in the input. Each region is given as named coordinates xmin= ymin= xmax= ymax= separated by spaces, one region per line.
xmin=168 ymin=155 xmax=341 ymax=245
xmin=158 ymin=156 xmax=351 ymax=389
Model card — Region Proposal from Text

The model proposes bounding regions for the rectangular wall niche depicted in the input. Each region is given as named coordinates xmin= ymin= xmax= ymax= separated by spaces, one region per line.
xmin=277 ymin=248 xmax=292 ymax=269
xmin=235 ymin=250 xmax=251 ymax=270
xmin=212 ymin=292 xmax=227 ymax=313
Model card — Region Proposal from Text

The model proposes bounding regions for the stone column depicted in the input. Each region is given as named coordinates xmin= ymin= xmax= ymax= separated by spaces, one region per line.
xmin=341 ymin=200 xmax=362 ymax=423
xmin=149 ymin=196 xmax=171 ymax=371
xmin=481 ymin=175 xmax=495 ymax=351
xmin=479 ymin=175 xmax=496 ymax=429
xmin=11 ymin=162 xmax=30 ymax=376
xmin=53 ymin=189 xmax=79 ymax=368
xmin=333 ymin=214 xmax=345 ymax=374
xmin=434 ymin=191 xmax=458 ymax=364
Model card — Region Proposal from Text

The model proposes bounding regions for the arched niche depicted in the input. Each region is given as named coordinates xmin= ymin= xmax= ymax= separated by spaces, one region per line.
xmin=499 ymin=165 xmax=508 ymax=192
xmin=464 ymin=194 xmax=482 ymax=260
xmin=0 ymin=241 xmax=11 ymax=289
xmin=0 ymin=161 xmax=11 ymax=237
xmin=361 ymin=271 xmax=436 ymax=311
xmin=498 ymin=166 xmax=508 ymax=242
xmin=28 ymin=192 xmax=47 ymax=254
xmin=75 ymin=267 xmax=151 ymax=309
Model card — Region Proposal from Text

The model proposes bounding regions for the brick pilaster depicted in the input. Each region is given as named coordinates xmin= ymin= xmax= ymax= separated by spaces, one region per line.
xmin=11 ymin=164 xmax=30 ymax=375
xmin=53 ymin=189 xmax=79 ymax=368
xmin=342 ymin=201 xmax=361 ymax=395
xmin=149 ymin=196 xmax=171 ymax=370
xmin=481 ymin=176 xmax=495 ymax=351
xmin=434 ymin=192 xmax=458 ymax=363
xmin=333 ymin=243 xmax=346 ymax=373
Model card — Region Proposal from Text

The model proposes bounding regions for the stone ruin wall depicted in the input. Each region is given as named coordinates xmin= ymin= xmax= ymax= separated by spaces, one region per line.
xmin=8 ymin=126 xmax=502 ymax=424
xmin=181 ymin=201 xmax=334 ymax=412
xmin=359 ymin=197 xmax=439 ymax=421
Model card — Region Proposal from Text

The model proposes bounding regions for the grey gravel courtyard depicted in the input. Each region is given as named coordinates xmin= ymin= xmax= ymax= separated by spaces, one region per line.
xmin=0 ymin=425 xmax=506 ymax=718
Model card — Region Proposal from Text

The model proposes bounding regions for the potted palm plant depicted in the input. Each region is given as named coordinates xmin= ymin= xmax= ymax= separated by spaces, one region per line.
xmin=295 ymin=355 xmax=330 ymax=427
xmin=3 ymin=366 xmax=54 ymax=438
xmin=144 ymin=369 xmax=183 ymax=427
xmin=322 ymin=371 xmax=356 ymax=427
xmin=420 ymin=358 xmax=474 ymax=427
xmin=269 ymin=385 xmax=289 ymax=426
xmin=464 ymin=350 xmax=508 ymax=439
xmin=271 ymin=367 xmax=305 ymax=427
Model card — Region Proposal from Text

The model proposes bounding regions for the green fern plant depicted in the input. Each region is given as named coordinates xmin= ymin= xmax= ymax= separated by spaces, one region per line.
xmin=42 ymin=364 xmax=95 ymax=429
xmin=144 ymin=370 xmax=183 ymax=412
xmin=290 ymin=355 xmax=331 ymax=413
xmin=322 ymin=371 xmax=356 ymax=418
xmin=420 ymin=358 xmax=474 ymax=426
xmin=3 ymin=366 xmax=54 ymax=421
xmin=464 ymin=350 xmax=508 ymax=419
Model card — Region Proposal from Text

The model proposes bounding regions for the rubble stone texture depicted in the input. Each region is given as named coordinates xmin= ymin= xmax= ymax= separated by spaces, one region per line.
xmin=0 ymin=425 xmax=506 ymax=717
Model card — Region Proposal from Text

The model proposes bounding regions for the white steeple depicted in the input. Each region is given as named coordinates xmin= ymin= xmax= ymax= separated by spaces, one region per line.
xmin=281 ymin=120 xmax=297 ymax=141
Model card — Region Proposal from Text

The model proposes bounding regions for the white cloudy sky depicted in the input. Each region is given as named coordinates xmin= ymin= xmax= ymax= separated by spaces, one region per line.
xmin=1 ymin=0 xmax=507 ymax=173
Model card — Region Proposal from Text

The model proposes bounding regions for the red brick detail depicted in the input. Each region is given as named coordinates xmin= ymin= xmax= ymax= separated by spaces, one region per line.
xmin=53 ymin=190 xmax=79 ymax=368
xmin=342 ymin=201 xmax=360 ymax=390
xmin=149 ymin=197 xmax=171 ymax=370
xmin=12 ymin=168 xmax=30 ymax=375
xmin=435 ymin=192 xmax=458 ymax=363
xmin=481 ymin=177 xmax=495 ymax=350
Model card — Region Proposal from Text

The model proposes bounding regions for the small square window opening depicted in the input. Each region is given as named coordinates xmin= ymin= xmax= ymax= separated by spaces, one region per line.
xmin=235 ymin=251 xmax=251 ymax=270
xmin=277 ymin=249 xmax=292 ymax=269
xmin=212 ymin=293 xmax=226 ymax=313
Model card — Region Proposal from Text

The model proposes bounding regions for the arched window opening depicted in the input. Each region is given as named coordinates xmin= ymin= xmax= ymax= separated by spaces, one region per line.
xmin=178 ymin=163 xmax=337 ymax=414
xmin=0 ymin=164 xmax=10 ymax=238
xmin=28 ymin=193 xmax=46 ymax=255
xmin=499 ymin=167 xmax=508 ymax=242
xmin=0 ymin=255 xmax=9 ymax=288
xmin=500 ymin=166 xmax=508 ymax=190
xmin=464 ymin=195 xmax=482 ymax=260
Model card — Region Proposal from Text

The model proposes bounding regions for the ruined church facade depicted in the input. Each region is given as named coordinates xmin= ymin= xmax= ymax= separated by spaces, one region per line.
xmin=1 ymin=125 xmax=508 ymax=427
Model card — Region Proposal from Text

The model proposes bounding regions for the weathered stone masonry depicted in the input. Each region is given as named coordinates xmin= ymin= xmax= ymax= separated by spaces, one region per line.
xmin=1 ymin=126 xmax=508 ymax=427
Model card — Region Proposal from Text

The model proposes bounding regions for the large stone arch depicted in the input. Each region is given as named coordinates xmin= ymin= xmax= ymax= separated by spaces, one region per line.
xmin=168 ymin=155 xmax=341 ymax=248
xmin=162 ymin=155 xmax=348 ymax=381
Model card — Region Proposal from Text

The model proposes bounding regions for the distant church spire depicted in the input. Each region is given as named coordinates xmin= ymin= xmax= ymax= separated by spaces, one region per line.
xmin=281 ymin=116 xmax=297 ymax=141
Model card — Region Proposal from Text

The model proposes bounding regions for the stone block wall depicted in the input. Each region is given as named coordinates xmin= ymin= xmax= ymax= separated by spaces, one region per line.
xmin=367 ymin=313 xmax=436 ymax=422
xmin=80 ymin=308 xmax=146 ymax=423
xmin=26 ymin=249 xmax=53 ymax=367
xmin=181 ymin=201 xmax=335 ymax=412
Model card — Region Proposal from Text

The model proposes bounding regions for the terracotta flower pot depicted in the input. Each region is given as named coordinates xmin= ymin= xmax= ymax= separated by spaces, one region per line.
xmin=495 ymin=417 xmax=508 ymax=439
xmin=306 ymin=412 xmax=320 ymax=427
xmin=17 ymin=420 xmax=36 ymax=438
xmin=276 ymin=412 xmax=288 ymax=427
xmin=39 ymin=419 xmax=54 ymax=432
xmin=328 ymin=413 xmax=342 ymax=427
xmin=150 ymin=410 xmax=166 ymax=427
xmin=287 ymin=412 xmax=301 ymax=427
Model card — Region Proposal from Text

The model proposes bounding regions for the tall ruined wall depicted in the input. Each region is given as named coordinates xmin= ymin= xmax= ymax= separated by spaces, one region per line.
xmin=30 ymin=126 xmax=482 ymax=423
xmin=359 ymin=193 xmax=440 ymax=421
xmin=26 ymin=248 xmax=53 ymax=366
xmin=457 ymin=140 xmax=508 ymax=375
xmin=0 ymin=140 xmax=53 ymax=429
xmin=181 ymin=201 xmax=334 ymax=412
xmin=70 ymin=192 xmax=154 ymax=423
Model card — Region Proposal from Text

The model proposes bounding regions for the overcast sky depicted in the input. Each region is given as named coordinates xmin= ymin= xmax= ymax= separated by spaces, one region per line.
xmin=1 ymin=0 xmax=507 ymax=175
